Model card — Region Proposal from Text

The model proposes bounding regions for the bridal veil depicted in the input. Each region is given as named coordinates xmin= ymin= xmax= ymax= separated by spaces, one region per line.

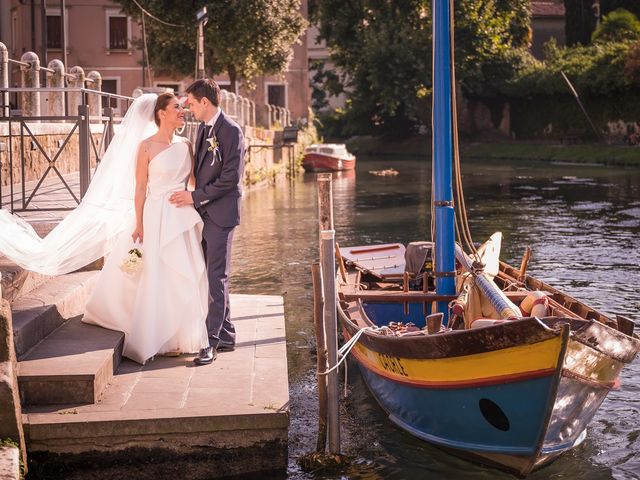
xmin=0 ymin=94 xmax=158 ymax=275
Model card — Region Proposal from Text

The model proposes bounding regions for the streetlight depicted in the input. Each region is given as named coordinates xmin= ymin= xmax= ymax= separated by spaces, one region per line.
xmin=195 ymin=6 xmax=208 ymax=80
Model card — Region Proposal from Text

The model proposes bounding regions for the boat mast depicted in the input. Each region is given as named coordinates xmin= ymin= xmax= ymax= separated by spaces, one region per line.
xmin=432 ymin=0 xmax=456 ymax=323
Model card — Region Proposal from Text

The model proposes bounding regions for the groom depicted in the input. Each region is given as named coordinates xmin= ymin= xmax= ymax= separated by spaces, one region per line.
xmin=170 ymin=79 xmax=245 ymax=365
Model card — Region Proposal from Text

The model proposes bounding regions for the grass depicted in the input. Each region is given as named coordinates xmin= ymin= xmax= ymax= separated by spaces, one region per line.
xmin=344 ymin=135 xmax=640 ymax=167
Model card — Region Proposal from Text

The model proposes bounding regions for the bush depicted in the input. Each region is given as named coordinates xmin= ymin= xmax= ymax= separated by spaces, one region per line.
xmin=505 ymin=39 xmax=634 ymax=97
xmin=592 ymin=9 xmax=640 ymax=43
xmin=624 ymin=41 xmax=640 ymax=86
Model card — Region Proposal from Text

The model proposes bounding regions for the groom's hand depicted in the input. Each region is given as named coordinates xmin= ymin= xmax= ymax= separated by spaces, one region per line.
xmin=169 ymin=191 xmax=194 ymax=206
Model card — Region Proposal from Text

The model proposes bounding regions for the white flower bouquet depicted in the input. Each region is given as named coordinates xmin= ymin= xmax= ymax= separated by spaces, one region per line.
xmin=120 ymin=244 xmax=143 ymax=275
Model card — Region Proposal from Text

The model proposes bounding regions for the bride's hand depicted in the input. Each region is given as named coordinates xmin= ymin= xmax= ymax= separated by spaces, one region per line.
xmin=132 ymin=225 xmax=143 ymax=243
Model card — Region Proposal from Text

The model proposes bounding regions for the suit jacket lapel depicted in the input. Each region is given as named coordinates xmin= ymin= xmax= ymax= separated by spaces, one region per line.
xmin=197 ymin=111 xmax=225 ymax=172
xmin=195 ymin=123 xmax=206 ymax=172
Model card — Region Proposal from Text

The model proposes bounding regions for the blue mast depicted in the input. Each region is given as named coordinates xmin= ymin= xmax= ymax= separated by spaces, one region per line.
xmin=432 ymin=0 xmax=456 ymax=323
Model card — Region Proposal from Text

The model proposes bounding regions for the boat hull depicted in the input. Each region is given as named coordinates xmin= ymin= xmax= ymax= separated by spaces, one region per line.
xmin=302 ymin=153 xmax=356 ymax=172
xmin=338 ymin=299 xmax=639 ymax=475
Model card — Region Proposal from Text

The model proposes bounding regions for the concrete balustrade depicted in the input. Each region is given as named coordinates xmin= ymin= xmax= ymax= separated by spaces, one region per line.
xmin=67 ymin=66 xmax=85 ymax=117
xmin=86 ymin=71 xmax=102 ymax=117
xmin=46 ymin=60 xmax=65 ymax=116
xmin=20 ymin=52 xmax=40 ymax=117
xmin=0 ymin=42 xmax=8 ymax=118
xmin=1 ymin=49 xmax=292 ymax=130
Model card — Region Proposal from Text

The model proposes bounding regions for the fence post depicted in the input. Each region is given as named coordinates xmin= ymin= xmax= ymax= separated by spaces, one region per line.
xmin=251 ymin=100 xmax=256 ymax=127
xmin=67 ymin=65 xmax=85 ymax=116
xmin=78 ymin=104 xmax=90 ymax=197
xmin=220 ymin=89 xmax=227 ymax=113
xmin=238 ymin=95 xmax=245 ymax=127
xmin=266 ymin=104 xmax=273 ymax=129
xmin=0 ymin=42 xmax=8 ymax=117
xmin=20 ymin=52 xmax=40 ymax=117
xmin=103 ymin=106 xmax=114 ymax=151
xmin=47 ymin=59 xmax=65 ymax=117
xmin=86 ymin=70 xmax=102 ymax=118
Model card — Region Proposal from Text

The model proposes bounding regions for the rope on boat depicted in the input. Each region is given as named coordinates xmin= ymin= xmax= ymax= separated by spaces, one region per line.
xmin=317 ymin=327 xmax=374 ymax=377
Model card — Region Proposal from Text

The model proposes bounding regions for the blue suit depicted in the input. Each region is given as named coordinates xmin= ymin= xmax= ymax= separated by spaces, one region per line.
xmin=192 ymin=111 xmax=244 ymax=348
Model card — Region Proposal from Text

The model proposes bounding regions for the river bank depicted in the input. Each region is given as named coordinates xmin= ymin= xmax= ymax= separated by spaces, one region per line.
xmin=345 ymin=135 xmax=640 ymax=167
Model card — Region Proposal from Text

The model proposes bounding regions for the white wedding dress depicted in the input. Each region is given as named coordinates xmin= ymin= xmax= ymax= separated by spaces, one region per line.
xmin=83 ymin=138 xmax=209 ymax=364
xmin=0 ymin=94 xmax=208 ymax=364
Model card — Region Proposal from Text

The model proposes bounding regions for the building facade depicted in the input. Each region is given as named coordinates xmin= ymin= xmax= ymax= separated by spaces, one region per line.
xmin=1 ymin=0 xmax=310 ymax=123
xmin=530 ymin=1 xmax=566 ymax=59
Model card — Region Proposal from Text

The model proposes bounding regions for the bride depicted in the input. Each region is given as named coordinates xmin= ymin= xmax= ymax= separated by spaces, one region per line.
xmin=0 ymin=93 xmax=208 ymax=364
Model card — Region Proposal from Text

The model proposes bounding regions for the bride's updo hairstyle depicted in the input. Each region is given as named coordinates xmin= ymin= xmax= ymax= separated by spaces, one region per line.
xmin=153 ymin=92 xmax=176 ymax=126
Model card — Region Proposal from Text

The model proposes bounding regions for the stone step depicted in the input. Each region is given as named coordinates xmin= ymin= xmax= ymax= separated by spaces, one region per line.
xmin=22 ymin=294 xmax=289 ymax=479
xmin=0 ymin=256 xmax=53 ymax=304
xmin=11 ymin=271 xmax=99 ymax=359
xmin=18 ymin=318 xmax=124 ymax=406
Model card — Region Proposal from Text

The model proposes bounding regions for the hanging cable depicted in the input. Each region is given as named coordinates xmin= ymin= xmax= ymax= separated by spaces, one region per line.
xmin=130 ymin=0 xmax=189 ymax=28
xmin=448 ymin=0 xmax=478 ymax=258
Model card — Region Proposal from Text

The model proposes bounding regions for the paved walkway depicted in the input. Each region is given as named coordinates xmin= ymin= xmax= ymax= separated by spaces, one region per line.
xmin=22 ymin=294 xmax=289 ymax=478
xmin=1 ymin=172 xmax=80 ymax=223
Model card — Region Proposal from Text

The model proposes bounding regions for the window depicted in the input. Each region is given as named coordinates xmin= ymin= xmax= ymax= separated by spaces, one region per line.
xmin=46 ymin=15 xmax=61 ymax=49
xmin=267 ymin=84 xmax=286 ymax=108
xmin=109 ymin=16 xmax=128 ymax=49
xmin=105 ymin=9 xmax=130 ymax=51
xmin=101 ymin=79 xmax=119 ymax=109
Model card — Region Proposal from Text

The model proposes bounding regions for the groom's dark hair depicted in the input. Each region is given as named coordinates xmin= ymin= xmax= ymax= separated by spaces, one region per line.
xmin=186 ymin=79 xmax=220 ymax=107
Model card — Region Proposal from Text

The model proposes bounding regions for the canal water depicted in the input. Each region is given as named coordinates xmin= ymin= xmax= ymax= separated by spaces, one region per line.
xmin=231 ymin=156 xmax=640 ymax=480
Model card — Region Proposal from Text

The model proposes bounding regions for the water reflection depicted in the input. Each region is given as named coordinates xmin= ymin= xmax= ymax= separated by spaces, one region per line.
xmin=231 ymin=157 xmax=640 ymax=479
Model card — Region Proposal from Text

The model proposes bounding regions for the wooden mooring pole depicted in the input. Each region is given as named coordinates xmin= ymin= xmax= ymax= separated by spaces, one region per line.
xmin=311 ymin=262 xmax=328 ymax=452
xmin=316 ymin=173 xmax=340 ymax=454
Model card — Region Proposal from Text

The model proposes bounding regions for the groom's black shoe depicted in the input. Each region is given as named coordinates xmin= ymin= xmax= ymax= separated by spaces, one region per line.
xmin=193 ymin=346 xmax=216 ymax=365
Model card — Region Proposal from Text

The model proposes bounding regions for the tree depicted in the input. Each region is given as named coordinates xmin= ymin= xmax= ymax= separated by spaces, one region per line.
xmin=310 ymin=0 xmax=532 ymax=135
xmin=564 ymin=0 xmax=598 ymax=46
xmin=115 ymin=0 xmax=307 ymax=92
xmin=601 ymin=0 xmax=640 ymax=18
xmin=592 ymin=9 xmax=640 ymax=43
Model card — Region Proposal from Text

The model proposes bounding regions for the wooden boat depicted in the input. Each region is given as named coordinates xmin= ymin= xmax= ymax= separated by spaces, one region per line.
xmin=328 ymin=0 xmax=640 ymax=476
xmin=336 ymin=242 xmax=639 ymax=475
xmin=302 ymin=144 xmax=356 ymax=172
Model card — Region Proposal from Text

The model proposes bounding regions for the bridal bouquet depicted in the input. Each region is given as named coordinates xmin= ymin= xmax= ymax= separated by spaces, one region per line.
xmin=120 ymin=245 xmax=143 ymax=275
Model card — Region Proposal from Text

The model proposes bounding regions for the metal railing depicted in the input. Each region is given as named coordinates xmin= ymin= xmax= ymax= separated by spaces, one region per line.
xmin=1 ymin=86 xmax=133 ymax=212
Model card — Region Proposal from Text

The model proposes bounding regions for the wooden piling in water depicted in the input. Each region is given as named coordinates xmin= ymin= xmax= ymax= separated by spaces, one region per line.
xmin=311 ymin=262 xmax=328 ymax=452
xmin=316 ymin=173 xmax=341 ymax=454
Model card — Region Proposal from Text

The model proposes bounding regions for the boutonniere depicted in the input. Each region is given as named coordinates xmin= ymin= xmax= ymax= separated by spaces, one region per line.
xmin=206 ymin=135 xmax=219 ymax=152
xmin=207 ymin=132 xmax=222 ymax=166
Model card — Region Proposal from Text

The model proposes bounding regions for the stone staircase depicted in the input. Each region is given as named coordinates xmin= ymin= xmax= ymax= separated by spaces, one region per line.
xmin=4 ymin=266 xmax=121 ymax=407
xmin=2 ymin=258 xmax=289 ymax=480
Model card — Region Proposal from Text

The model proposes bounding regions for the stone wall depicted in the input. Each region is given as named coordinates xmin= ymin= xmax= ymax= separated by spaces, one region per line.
xmin=0 ymin=297 xmax=26 ymax=474
xmin=0 ymin=123 xmax=102 ymax=188
xmin=0 ymin=123 xmax=307 ymax=191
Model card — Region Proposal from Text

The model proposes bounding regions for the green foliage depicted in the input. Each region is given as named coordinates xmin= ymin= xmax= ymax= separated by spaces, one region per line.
xmin=114 ymin=0 xmax=307 ymax=89
xmin=592 ymin=9 xmax=640 ymax=43
xmin=507 ymin=40 xmax=634 ymax=96
xmin=624 ymin=41 xmax=640 ymax=86
xmin=311 ymin=0 xmax=531 ymax=136
xmin=510 ymin=92 xmax=640 ymax=139
xmin=601 ymin=0 xmax=640 ymax=18
xmin=310 ymin=59 xmax=343 ymax=111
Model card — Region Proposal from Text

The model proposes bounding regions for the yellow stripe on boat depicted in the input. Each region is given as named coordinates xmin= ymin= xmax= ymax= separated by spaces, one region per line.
xmin=351 ymin=336 xmax=564 ymax=389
